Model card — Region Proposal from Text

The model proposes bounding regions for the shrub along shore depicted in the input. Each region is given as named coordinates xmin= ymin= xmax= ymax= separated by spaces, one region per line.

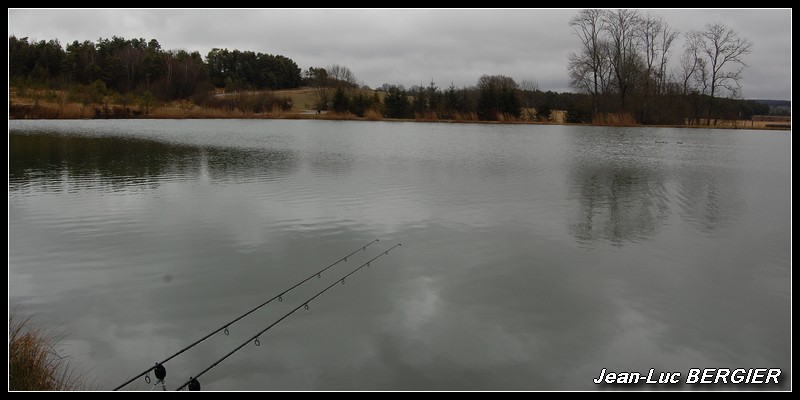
xmin=9 ymin=87 xmax=786 ymax=130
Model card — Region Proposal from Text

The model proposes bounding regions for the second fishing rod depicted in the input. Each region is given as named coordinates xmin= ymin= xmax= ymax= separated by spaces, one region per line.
xmin=175 ymin=243 xmax=403 ymax=391
xmin=113 ymin=239 xmax=381 ymax=390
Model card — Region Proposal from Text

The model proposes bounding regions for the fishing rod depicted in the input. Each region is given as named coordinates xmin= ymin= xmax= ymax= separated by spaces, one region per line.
xmin=113 ymin=239 xmax=381 ymax=391
xmin=175 ymin=243 xmax=402 ymax=391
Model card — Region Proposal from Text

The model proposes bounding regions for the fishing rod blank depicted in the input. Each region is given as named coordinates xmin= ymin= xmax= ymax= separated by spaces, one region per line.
xmin=113 ymin=239 xmax=381 ymax=391
xmin=175 ymin=243 xmax=402 ymax=391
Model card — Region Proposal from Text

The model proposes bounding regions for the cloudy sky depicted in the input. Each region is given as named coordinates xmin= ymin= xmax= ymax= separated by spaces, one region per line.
xmin=8 ymin=9 xmax=792 ymax=100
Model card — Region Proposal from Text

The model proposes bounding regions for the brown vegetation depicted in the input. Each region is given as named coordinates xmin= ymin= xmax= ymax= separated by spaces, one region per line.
xmin=9 ymin=312 xmax=86 ymax=391
xmin=693 ymin=118 xmax=791 ymax=130
xmin=8 ymin=86 xmax=787 ymax=130
xmin=10 ymin=103 xmax=95 ymax=119
xmin=317 ymin=111 xmax=359 ymax=120
xmin=363 ymin=109 xmax=383 ymax=121
xmin=451 ymin=112 xmax=480 ymax=122
xmin=591 ymin=112 xmax=638 ymax=126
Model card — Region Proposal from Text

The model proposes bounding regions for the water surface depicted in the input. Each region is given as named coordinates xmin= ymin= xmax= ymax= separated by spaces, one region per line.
xmin=8 ymin=120 xmax=791 ymax=390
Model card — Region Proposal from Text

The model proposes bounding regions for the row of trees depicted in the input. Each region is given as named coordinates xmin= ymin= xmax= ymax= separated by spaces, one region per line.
xmin=567 ymin=9 xmax=754 ymax=125
xmin=9 ymin=35 xmax=302 ymax=102
xmin=277 ymin=11 xmax=763 ymax=124
xmin=364 ymin=75 xmax=762 ymax=123
xmin=397 ymin=76 xmax=524 ymax=121
xmin=327 ymin=75 xmax=589 ymax=122
xmin=10 ymin=36 xmax=209 ymax=101
xmin=10 ymin=26 xmax=766 ymax=124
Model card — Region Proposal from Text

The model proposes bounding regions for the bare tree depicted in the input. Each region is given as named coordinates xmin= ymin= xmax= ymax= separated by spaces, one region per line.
xmin=692 ymin=23 xmax=753 ymax=125
xmin=679 ymin=31 xmax=705 ymax=96
xmin=656 ymin=22 xmax=678 ymax=96
xmin=604 ymin=9 xmax=642 ymax=112
xmin=568 ymin=9 xmax=607 ymax=113
xmin=519 ymin=79 xmax=539 ymax=92
xmin=639 ymin=13 xmax=677 ymax=122
xmin=327 ymin=64 xmax=358 ymax=89
xmin=639 ymin=13 xmax=662 ymax=122
xmin=565 ymin=10 xmax=756 ymax=126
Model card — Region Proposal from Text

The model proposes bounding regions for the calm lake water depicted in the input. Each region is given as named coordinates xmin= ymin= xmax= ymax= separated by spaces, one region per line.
xmin=9 ymin=120 xmax=791 ymax=390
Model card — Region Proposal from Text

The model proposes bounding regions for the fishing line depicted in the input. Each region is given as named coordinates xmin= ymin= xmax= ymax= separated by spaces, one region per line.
xmin=174 ymin=243 xmax=402 ymax=391
xmin=113 ymin=239 xmax=381 ymax=390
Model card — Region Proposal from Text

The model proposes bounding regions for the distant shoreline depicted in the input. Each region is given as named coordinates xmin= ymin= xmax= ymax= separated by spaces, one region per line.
xmin=10 ymin=88 xmax=789 ymax=131
xmin=8 ymin=111 xmax=790 ymax=132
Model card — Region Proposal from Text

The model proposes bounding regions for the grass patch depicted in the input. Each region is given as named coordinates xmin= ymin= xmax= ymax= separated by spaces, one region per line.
xmin=363 ymin=109 xmax=383 ymax=121
xmin=319 ymin=111 xmax=359 ymax=120
xmin=592 ymin=112 xmax=637 ymax=126
xmin=9 ymin=311 xmax=86 ymax=391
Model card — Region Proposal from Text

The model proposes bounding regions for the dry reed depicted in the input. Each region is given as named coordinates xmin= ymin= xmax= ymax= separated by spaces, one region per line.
xmin=9 ymin=311 xmax=86 ymax=391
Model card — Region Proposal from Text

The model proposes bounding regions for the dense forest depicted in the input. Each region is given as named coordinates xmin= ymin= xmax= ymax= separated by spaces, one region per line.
xmin=9 ymin=36 xmax=300 ymax=101
xmin=9 ymin=17 xmax=774 ymax=124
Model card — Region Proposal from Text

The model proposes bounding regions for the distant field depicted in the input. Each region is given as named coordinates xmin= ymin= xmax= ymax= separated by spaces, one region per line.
xmin=260 ymin=87 xmax=318 ymax=112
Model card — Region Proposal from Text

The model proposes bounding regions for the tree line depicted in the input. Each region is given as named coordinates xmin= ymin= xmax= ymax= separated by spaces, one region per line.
xmin=9 ymin=35 xmax=301 ymax=103
xmin=566 ymin=9 xmax=761 ymax=125
xmin=301 ymin=63 xmax=591 ymax=122
xmin=300 ymin=65 xmax=526 ymax=121
xmin=10 ymin=25 xmax=769 ymax=123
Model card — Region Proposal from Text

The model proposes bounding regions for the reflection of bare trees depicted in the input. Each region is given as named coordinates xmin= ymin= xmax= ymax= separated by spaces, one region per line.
xmin=9 ymin=133 xmax=298 ymax=191
xmin=675 ymin=169 xmax=740 ymax=234
xmin=568 ymin=138 xmax=744 ymax=245
xmin=570 ymin=162 xmax=670 ymax=246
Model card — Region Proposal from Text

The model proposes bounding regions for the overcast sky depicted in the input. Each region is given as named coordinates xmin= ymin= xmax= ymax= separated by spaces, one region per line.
xmin=8 ymin=9 xmax=792 ymax=100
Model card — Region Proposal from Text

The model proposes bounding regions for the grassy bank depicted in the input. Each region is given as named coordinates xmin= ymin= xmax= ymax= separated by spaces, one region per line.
xmin=9 ymin=87 xmax=789 ymax=130
xmin=9 ymin=312 xmax=86 ymax=391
